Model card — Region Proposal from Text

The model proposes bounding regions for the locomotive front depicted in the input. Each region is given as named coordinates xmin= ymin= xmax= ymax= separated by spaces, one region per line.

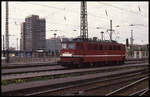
xmin=60 ymin=41 xmax=82 ymax=67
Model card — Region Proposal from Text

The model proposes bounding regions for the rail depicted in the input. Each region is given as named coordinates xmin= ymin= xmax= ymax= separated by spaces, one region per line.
xmin=105 ymin=76 xmax=149 ymax=96
xmin=25 ymin=70 xmax=148 ymax=96
xmin=139 ymin=88 xmax=149 ymax=96
xmin=129 ymin=88 xmax=149 ymax=96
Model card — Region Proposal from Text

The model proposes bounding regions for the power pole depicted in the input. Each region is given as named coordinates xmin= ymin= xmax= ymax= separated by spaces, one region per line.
xmin=130 ymin=30 xmax=134 ymax=47
xmin=3 ymin=35 xmax=5 ymax=51
xmin=130 ymin=30 xmax=134 ymax=57
xmin=110 ymin=20 xmax=112 ymax=41
xmin=5 ymin=1 xmax=9 ymax=63
xmin=80 ymin=1 xmax=88 ymax=39
xmin=107 ymin=20 xmax=114 ymax=41
xmin=16 ymin=38 xmax=18 ymax=51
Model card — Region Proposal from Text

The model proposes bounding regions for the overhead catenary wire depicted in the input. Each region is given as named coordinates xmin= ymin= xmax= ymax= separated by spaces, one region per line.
xmin=5 ymin=2 xmax=148 ymax=26
xmin=98 ymin=2 xmax=147 ymax=18
xmin=14 ymin=2 xmax=109 ymax=21
xmin=7 ymin=2 xmax=147 ymax=30
xmin=2 ymin=2 xmax=148 ymax=45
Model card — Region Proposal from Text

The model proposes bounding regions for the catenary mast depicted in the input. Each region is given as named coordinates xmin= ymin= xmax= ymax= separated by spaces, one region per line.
xmin=80 ymin=1 xmax=88 ymax=39
xmin=6 ymin=1 xmax=9 ymax=62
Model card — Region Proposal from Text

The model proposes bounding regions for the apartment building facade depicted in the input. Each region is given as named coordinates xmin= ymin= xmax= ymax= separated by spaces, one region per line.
xmin=20 ymin=15 xmax=46 ymax=51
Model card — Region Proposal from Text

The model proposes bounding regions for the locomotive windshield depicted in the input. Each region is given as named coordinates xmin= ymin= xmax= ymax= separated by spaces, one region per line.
xmin=62 ymin=43 xmax=67 ymax=49
xmin=61 ymin=42 xmax=75 ymax=49
xmin=68 ymin=43 xmax=74 ymax=49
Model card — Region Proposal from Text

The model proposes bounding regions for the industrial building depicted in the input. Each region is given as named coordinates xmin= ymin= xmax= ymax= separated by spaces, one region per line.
xmin=126 ymin=44 xmax=149 ymax=59
xmin=46 ymin=37 xmax=70 ymax=55
xmin=46 ymin=38 xmax=61 ymax=53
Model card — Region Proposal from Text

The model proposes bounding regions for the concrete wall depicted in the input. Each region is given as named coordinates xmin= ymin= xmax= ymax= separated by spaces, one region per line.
xmin=2 ymin=57 xmax=60 ymax=64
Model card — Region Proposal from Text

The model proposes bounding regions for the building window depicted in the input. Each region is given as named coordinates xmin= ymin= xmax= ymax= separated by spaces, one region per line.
xmin=142 ymin=51 xmax=145 ymax=56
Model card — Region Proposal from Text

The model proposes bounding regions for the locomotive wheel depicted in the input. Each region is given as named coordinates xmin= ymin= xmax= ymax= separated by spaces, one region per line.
xmin=77 ymin=64 xmax=82 ymax=68
xmin=120 ymin=61 xmax=124 ymax=64
xmin=116 ymin=61 xmax=119 ymax=65
xmin=76 ymin=63 xmax=84 ymax=68
xmin=94 ymin=62 xmax=99 ymax=67
xmin=90 ymin=63 xmax=94 ymax=67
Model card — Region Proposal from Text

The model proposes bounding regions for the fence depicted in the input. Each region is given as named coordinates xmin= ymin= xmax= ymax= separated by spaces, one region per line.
xmin=2 ymin=56 xmax=60 ymax=64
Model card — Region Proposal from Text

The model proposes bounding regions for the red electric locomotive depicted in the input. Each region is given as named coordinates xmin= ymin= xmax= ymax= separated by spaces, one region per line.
xmin=60 ymin=38 xmax=126 ymax=68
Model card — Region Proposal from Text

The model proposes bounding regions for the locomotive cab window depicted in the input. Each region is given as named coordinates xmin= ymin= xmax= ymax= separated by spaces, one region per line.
xmin=62 ymin=43 xmax=67 ymax=49
xmin=61 ymin=43 xmax=75 ymax=50
xmin=68 ymin=43 xmax=75 ymax=49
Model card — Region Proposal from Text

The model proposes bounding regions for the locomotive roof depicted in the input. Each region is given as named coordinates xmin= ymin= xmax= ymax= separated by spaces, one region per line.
xmin=62 ymin=38 xmax=124 ymax=45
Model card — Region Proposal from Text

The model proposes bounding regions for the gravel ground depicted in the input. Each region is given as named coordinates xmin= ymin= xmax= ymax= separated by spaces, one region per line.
xmin=2 ymin=65 xmax=64 ymax=74
xmin=39 ymin=72 xmax=147 ymax=96
xmin=2 ymin=67 xmax=147 ymax=94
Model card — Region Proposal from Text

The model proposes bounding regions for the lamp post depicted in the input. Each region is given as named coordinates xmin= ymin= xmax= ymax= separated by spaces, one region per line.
xmin=53 ymin=33 xmax=57 ymax=63
xmin=16 ymin=38 xmax=18 ymax=51
xmin=96 ymin=27 xmax=104 ymax=41
xmin=129 ymin=24 xmax=135 ymax=58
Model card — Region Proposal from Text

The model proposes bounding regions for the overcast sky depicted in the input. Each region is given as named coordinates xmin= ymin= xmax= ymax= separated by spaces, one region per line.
xmin=1 ymin=1 xmax=149 ymax=49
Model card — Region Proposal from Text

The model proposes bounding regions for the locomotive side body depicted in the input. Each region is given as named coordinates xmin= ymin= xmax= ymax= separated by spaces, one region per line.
xmin=83 ymin=42 xmax=125 ymax=65
xmin=60 ymin=40 xmax=125 ymax=67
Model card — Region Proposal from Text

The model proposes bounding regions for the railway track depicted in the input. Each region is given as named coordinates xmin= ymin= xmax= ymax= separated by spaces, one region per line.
xmin=2 ymin=63 xmax=148 ymax=81
xmin=124 ymin=60 xmax=148 ymax=65
xmin=129 ymin=88 xmax=149 ymax=96
xmin=2 ymin=65 xmax=148 ymax=96
xmin=2 ymin=63 xmax=58 ymax=69
xmin=2 ymin=59 xmax=147 ymax=69
xmin=106 ymin=76 xmax=149 ymax=96
xmin=2 ymin=60 xmax=148 ymax=75
xmin=2 ymin=65 xmax=66 ymax=75
xmin=25 ymin=70 xmax=148 ymax=96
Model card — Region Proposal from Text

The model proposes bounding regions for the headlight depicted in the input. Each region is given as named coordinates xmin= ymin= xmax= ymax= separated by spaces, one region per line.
xmin=62 ymin=53 xmax=72 ymax=57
